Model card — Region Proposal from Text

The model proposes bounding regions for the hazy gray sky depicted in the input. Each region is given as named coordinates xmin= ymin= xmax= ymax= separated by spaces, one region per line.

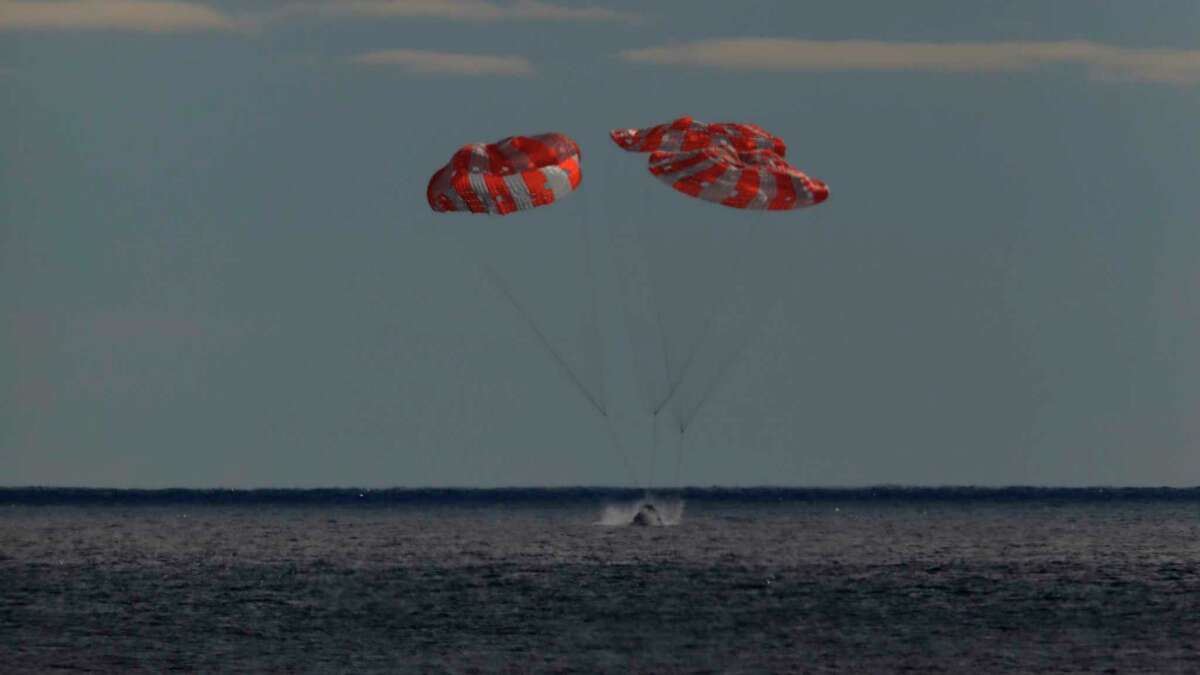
xmin=2 ymin=0 xmax=1198 ymax=488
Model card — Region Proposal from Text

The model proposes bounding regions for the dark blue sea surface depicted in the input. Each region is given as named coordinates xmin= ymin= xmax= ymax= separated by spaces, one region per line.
xmin=2 ymin=488 xmax=1199 ymax=672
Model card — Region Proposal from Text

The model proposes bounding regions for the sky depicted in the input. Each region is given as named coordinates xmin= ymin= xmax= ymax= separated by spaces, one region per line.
xmin=2 ymin=0 xmax=1198 ymax=488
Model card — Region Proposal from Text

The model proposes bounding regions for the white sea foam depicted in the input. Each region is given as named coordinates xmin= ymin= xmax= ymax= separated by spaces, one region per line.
xmin=597 ymin=494 xmax=685 ymax=526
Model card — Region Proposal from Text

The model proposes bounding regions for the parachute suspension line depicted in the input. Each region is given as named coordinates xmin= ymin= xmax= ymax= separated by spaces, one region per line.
xmin=648 ymin=302 xmax=670 ymax=489
xmin=614 ymin=166 xmax=675 ymax=420
xmin=641 ymin=217 xmax=676 ymax=416
xmin=627 ymin=188 xmax=672 ymax=490
xmin=649 ymin=409 xmax=657 ymax=490
xmin=437 ymin=228 xmax=636 ymax=486
xmin=603 ymin=407 xmax=641 ymax=490
xmin=642 ymin=182 xmax=676 ymax=417
xmin=652 ymin=411 xmax=659 ymax=479
xmin=654 ymin=220 xmax=760 ymax=417
xmin=476 ymin=261 xmax=608 ymax=419
xmin=678 ymin=321 xmax=757 ymax=435
xmin=618 ymin=174 xmax=674 ymax=489
xmin=676 ymin=211 xmax=777 ymax=436
xmin=652 ymin=304 xmax=674 ymax=410
xmin=601 ymin=205 xmax=661 ymax=488
xmin=580 ymin=208 xmax=606 ymax=412
xmin=580 ymin=206 xmax=642 ymax=489
xmin=672 ymin=409 xmax=686 ymax=488
xmin=474 ymin=257 xmax=640 ymax=488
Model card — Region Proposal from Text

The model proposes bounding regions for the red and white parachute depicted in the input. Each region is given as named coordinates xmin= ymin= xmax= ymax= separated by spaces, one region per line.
xmin=611 ymin=116 xmax=828 ymax=210
xmin=427 ymin=133 xmax=582 ymax=215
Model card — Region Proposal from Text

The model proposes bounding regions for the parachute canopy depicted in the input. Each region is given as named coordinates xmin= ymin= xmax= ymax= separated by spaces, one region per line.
xmin=427 ymin=133 xmax=582 ymax=215
xmin=611 ymin=116 xmax=828 ymax=211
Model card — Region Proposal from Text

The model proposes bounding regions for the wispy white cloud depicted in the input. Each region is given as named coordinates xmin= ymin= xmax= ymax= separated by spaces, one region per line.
xmin=271 ymin=0 xmax=635 ymax=23
xmin=0 ymin=0 xmax=236 ymax=32
xmin=349 ymin=48 xmax=534 ymax=76
xmin=0 ymin=0 xmax=637 ymax=35
xmin=618 ymin=38 xmax=1200 ymax=85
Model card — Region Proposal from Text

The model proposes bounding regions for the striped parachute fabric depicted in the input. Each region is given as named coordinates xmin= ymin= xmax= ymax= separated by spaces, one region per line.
xmin=610 ymin=116 xmax=787 ymax=157
xmin=611 ymin=116 xmax=828 ymax=211
xmin=427 ymin=133 xmax=582 ymax=215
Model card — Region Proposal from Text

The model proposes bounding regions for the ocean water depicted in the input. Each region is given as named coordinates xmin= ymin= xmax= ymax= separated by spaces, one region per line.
xmin=2 ymin=488 xmax=1199 ymax=673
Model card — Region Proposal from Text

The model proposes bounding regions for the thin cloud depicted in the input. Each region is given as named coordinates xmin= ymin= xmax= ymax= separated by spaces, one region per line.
xmin=618 ymin=38 xmax=1200 ymax=85
xmin=349 ymin=48 xmax=534 ymax=76
xmin=272 ymin=0 xmax=636 ymax=23
xmin=0 ymin=0 xmax=236 ymax=32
